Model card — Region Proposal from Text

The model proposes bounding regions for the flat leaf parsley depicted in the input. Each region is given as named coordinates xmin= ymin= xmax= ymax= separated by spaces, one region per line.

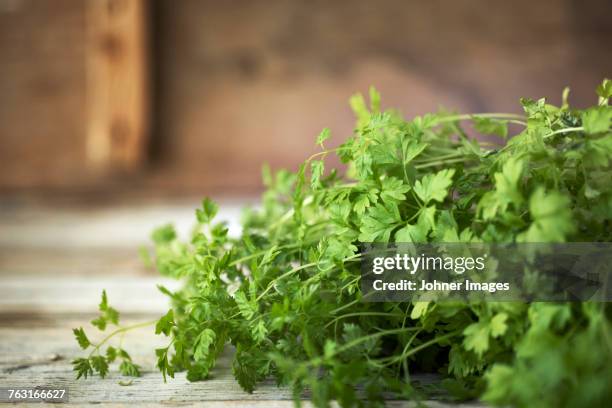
xmin=74 ymin=81 xmax=612 ymax=408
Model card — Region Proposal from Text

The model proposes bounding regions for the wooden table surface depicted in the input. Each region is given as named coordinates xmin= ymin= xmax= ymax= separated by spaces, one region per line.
xmin=0 ymin=199 xmax=482 ymax=407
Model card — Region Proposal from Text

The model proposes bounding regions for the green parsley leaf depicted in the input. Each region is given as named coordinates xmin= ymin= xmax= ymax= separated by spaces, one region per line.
xmin=72 ymin=357 xmax=93 ymax=379
xmin=380 ymin=177 xmax=411 ymax=202
xmin=156 ymin=347 xmax=174 ymax=382
xmin=316 ymin=128 xmax=331 ymax=148
xmin=473 ymin=116 xmax=508 ymax=138
xmin=196 ymin=198 xmax=219 ymax=224
xmin=73 ymin=327 xmax=90 ymax=350
xmin=310 ymin=159 xmax=324 ymax=189
xmin=581 ymin=106 xmax=612 ymax=134
xmin=518 ymin=188 xmax=575 ymax=242
xmin=358 ymin=202 xmax=401 ymax=242
xmin=106 ymin=346 xmax=118 ymax=363
xmin=596 ymin=78 xmax=611 ymax=102
xmin=463 ymin=321 xmax=490 ymax=357
xmin=151 ymin=224 xmax=176 ymax=244
xmin=193 ymin=329 xmax=216 ymax=361
xmin=414 ymin=168 xmax=455 ymax=204
xmin=119 ymin=360 xmax=141 ymax=377
xmin=155 ymin=309 xmax=175 ymax=336
xmin=490 ymin=313 xmax=508 ymax=338
xmin=91 ymin=355 xmax=109 ymax=378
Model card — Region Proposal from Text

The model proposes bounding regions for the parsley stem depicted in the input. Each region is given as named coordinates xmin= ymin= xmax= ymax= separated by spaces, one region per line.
xmin=324 ymin=312 xmax=405 ymax=328
xmin=255 ymin=262 xmax=318 ymax=302
xmin=396 ymin=329 xmax=422 ymax=377
xmin=507 ymin=119 xmax=528 ymax=126
xmin=268 ymin=196 xmax=314 ymax=230
xmin=497 ymin=125 xmax=605 ymax=157
xmin=305 ymin=147 xmax=349 ymax=163
xmin=330 ymin=290 xmax=377 ymax=314
xmin=230 ymin=244 xmax=296 ymax=266
xmin=415 ymin=157 xmax=473 ymax=169
xmin=339 ymin=275 xmax=361 ymax=292
xmin=436 ymin=113 xmax=525 ymax=123
xmin=232 ymin=234 xmax=327 ymax=267
xmin=543 ymin=126 xmax=584 ymax=138
xmin=309 ymin=326 xmax=421 ymax=366
xmin=88 ymin=320 xmax=157 ymax=357
xmin=415 ymin=152 xmax=465 ymax=163
xmin=255 ymin=253 xmax=363 ymax=302
xmin=339 ymin=326 xmax=421 ymax=353
xmin=378 ymin=329 xmax=462 ymax=366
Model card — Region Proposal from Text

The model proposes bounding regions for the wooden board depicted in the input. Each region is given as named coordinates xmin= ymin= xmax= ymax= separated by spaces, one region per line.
xmin=0 ymin=199 xmax=244 ymax=249
xmin=0 ymin=0 xmax=87 ymax=189
xmin=85 ymin=0 xmax=150 ymax=172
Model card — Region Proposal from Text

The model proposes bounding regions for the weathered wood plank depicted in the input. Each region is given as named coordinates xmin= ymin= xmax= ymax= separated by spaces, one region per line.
xmin=85 ymin=0 xmax=150 ymax=171
xmin=0 ymin=247 xmax=150 ymax=277
xmin=0 ymin=200 xmax=244 ymax=249
xmin=0 ymin=0 xmax=88 ymax=189
xmin=0 ymin=276 xmax=180 ymax=315
xmin=0 ymin=318 xmax=162 ymax=365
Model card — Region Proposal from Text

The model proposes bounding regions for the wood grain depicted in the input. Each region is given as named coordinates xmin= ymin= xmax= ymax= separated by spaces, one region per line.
xmin=0 ymin=199 xmax=242 ymax=249
xmin=0 ymin=275 xmax=180 ymax=315
xmin=86 ymin=0 xmax=150 ymax=171
xmin=0 ymin=0 xmax=87 ymax=189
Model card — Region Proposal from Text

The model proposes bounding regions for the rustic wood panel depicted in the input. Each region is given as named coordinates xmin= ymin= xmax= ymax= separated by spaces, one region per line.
xmin=0 ymin=0 xmax=87 ymax=189
xmin=0 ymin=0 xmax=151 ymax=191
xmin=86 ymin=0 xmax=150 ymax=172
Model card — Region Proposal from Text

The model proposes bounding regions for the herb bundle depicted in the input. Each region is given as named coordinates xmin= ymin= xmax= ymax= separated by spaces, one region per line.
xmin=73 ymin=80 xmax=612 ymax=407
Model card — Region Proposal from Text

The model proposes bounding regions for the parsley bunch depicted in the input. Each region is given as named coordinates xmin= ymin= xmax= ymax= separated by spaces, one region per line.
xmin=74 ymin=80 xmax=612 ymax=407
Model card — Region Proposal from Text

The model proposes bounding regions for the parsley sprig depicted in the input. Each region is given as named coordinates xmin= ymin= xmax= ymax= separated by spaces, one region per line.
xmin=72 ymin=290 xmax=149 ymax=380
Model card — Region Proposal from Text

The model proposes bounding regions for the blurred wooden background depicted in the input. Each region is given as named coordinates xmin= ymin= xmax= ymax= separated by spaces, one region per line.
xmin=0 ymin=0 xmax=611 ymax=195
